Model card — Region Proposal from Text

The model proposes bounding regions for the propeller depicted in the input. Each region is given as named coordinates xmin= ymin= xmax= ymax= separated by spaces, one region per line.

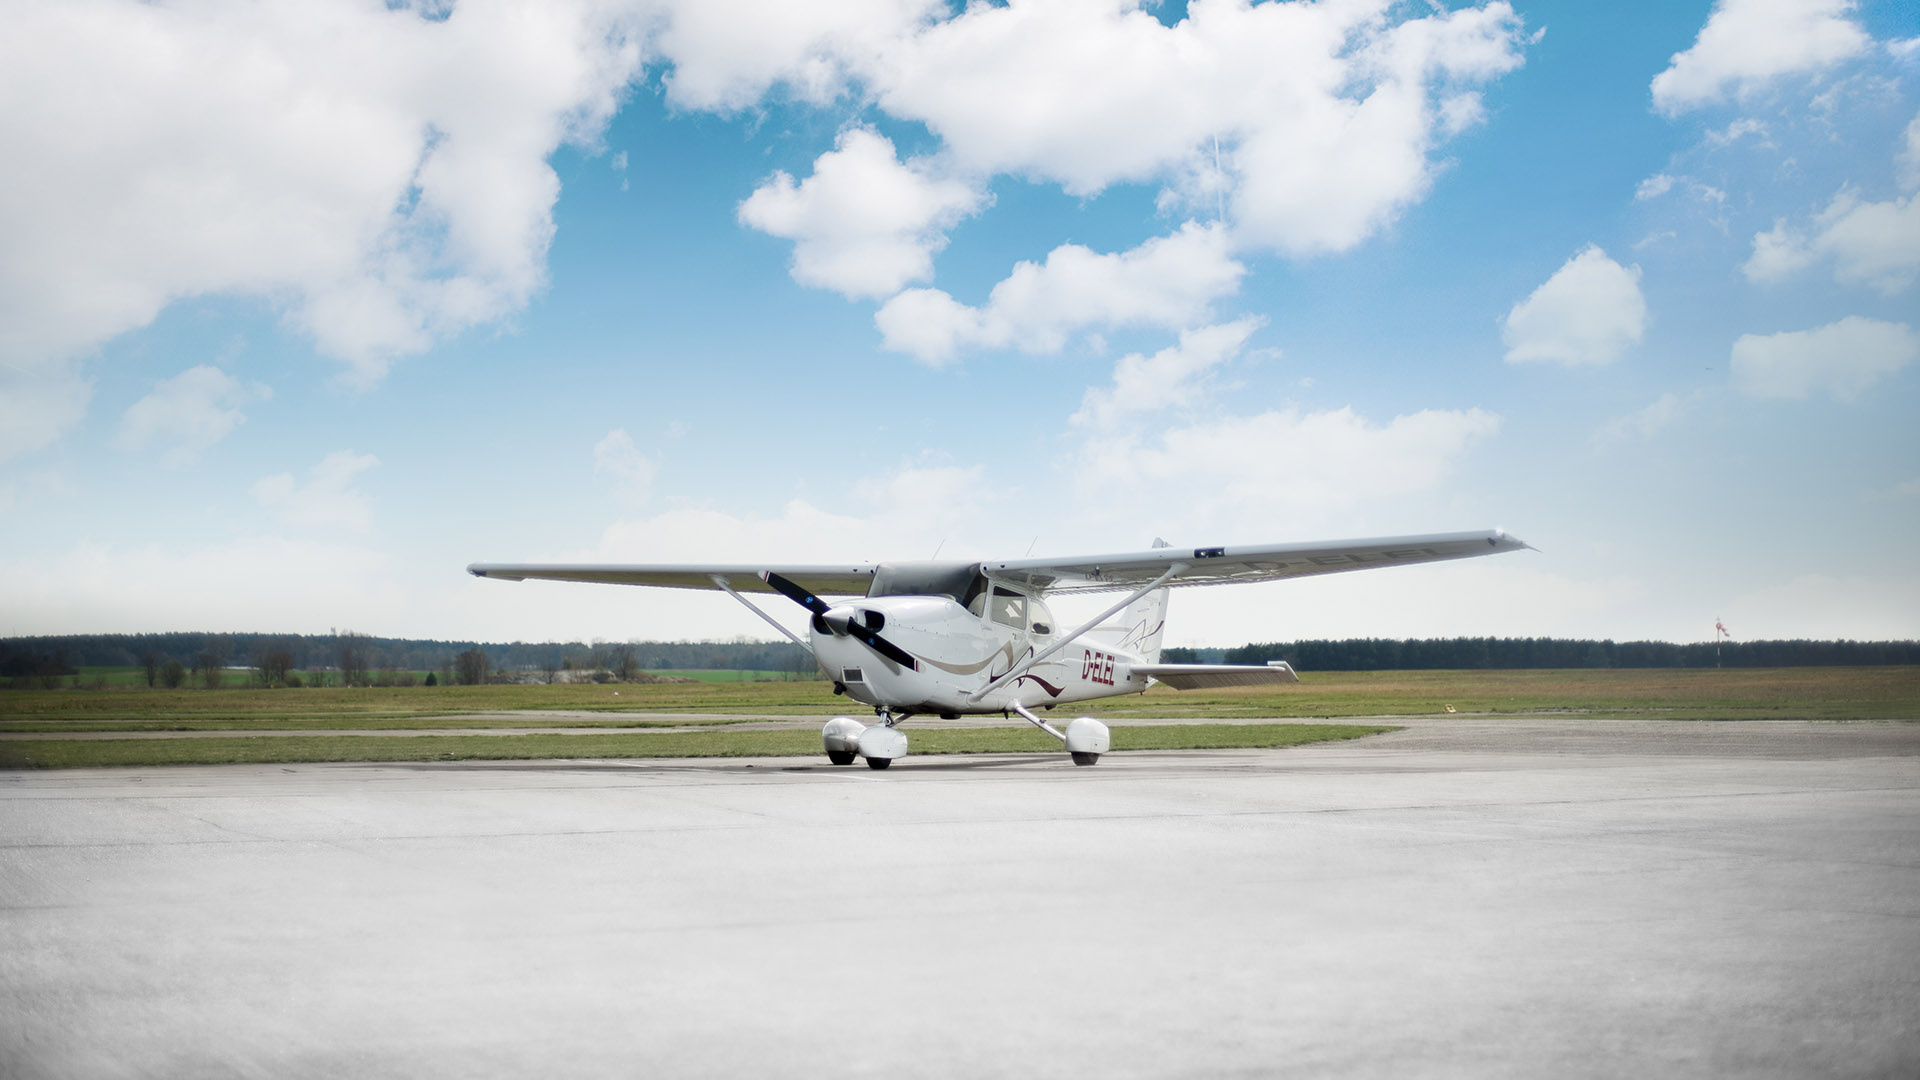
xmin=760 ymin=571 xmax=918 ymax=671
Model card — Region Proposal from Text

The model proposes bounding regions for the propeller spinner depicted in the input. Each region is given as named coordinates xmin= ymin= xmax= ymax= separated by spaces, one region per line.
xmin=760 ymin=571 xmax=919 ymax=671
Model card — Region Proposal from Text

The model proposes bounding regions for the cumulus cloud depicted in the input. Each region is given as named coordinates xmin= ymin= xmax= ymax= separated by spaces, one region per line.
xmin=1 ymin=0 xmax=646 ymax=395
xmin=1635 ymin=173 xmax=1677 ymax=201
xmin=585 ymin=462 xmax=1001 ymax=583
xmin=874 ymin=222 xmax=1245 ymax=365
xmin=252 ymin=450 xmax=381 ymax=533
xmin=1744 ymin=191 xmax=1920 ymax=293
xmin=738 ymin=128 xmax=985 ymax=299
xmin=1730 ymin=316 xmax=1917 ymax=400
xmin=1595 ymin=392 xmax=1689 ymax=444
xmin=593 ymin=428 xmax=658 ymax=507
xmin=1742 ymin=219 xmax=1816 ymax=283
xmin=115 ymin=364 xmax=270 ymax=465
xmin=651 ymin=0 xmax=940 ymax=111
xmin=0 ymin=534 xmax=401 ymax=636
xmin=862 ymin=0 xmax=1525 ymax=257
xmin=1084 ymin=405 xmax=1502 ymax=523
xmin=1900 ymin=110 xmax=1920 ymax=191
xmin=1502 ymin=246 xmax=1648 ymax=367
xmin=1650 ymin=0 xmax=1871 ymax=114
xmin=0 ymin=361 xmax=91 ymax=466
xmin=1071 ymin=319 xmax=1263 ymax=430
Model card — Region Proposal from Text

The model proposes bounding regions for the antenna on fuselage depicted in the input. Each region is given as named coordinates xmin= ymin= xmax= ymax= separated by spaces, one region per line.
xmin=930 ymin=539 xmax=945 ymax=559
xmin=1025 ymin=536 xmax=1039 ymax=556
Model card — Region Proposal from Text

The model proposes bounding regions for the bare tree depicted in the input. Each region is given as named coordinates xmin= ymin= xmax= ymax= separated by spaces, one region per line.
xmin=196 ymin=651 xmax=223 ymax=690
xmin=608 ymin=643 xmax=638 ymax=682
xmin=540 ymin=653 xmax=561 ymax=685
xmin=338 ymin=632 xmax=370 ymax=688
xmin=454 ymin=648 xmax=490 ymax=686
xmin=141 ymin=651 xmax=160 ymax=688
xmin=161 ymin=659 xmax=187 ymax=689
xmin=256 ymin=650 xmax=294 ymax=688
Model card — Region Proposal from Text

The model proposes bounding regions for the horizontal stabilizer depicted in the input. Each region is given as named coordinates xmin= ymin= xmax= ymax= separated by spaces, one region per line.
xmin=1130 ymin=661 xmax=1299 ymax=690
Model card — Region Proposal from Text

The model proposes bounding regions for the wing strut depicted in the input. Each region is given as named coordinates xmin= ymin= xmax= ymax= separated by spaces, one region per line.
xmin=710 ymin=575 xmax=814 ymax=657
xmin=966 ymin=562 xmax=1187 ymax=704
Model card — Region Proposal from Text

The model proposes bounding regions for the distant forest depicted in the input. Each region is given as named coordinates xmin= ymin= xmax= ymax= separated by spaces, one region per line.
xmin=3 ymin=632 xmax=1915 ymax=684
xmin=0 ymin=632 xmax=813 ymax=683
xmin=1201 ymin=638 xmax=1920 ymax=670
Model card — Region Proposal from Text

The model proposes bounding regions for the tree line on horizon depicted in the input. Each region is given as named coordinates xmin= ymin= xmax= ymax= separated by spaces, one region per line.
xmin=2 ymin=632 xmax=1915 ymax=690
xmin=1203 ymin=637 xmax=1920 ymax=670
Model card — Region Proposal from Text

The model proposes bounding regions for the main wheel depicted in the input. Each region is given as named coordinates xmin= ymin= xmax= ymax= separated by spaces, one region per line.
xmin=1070 ymin=752 xmax=1101 ymax=767
xmin=866 ymin=756 xmax=893 ymax=770
xmin=827 ymin=751 xmax=856 ymax=765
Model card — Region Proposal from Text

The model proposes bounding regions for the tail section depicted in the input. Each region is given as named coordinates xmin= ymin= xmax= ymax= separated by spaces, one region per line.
xmin=1088 ymin=537 xmax=1172 ymax=661
xmin=1092 ymin=586 xmax=1169 ymax=662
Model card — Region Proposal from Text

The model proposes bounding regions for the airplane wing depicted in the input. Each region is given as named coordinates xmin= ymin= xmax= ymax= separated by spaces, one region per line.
xmin=466 ymin=563 xmax=878 ymax=596
xmin=468 ymin=529 xmax=1528 ymax=598
xmin=983 ymin=529 xmax=1530 ymax=594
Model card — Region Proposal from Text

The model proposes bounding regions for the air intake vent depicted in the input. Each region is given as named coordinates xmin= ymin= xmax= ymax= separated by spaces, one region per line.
xmin=841 ymin=667 xmax=865 ymax=683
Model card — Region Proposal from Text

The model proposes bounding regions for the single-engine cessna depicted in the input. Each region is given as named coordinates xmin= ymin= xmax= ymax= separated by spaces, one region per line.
xmin=469 ymin=529 xmax=1528 ymax=769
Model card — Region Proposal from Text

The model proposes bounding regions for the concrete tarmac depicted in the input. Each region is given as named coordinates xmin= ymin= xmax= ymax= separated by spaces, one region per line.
xmin=3 ymin=718 xmax=1916 ymax=1078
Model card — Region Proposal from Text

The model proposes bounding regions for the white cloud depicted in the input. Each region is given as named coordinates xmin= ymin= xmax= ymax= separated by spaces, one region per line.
xmin=1071 ymin=319 xmax=1263 ymax=430
xmin=0 ymin=535 xmax=401 ymax=637
xmin=1744 ymin=191 xmax=1920 ymax=293
xmin=874 ymin=222 xmax=1244 ymax=364
xmin=115 ymin=364 xmax=270 ymax=465
xmin=1742 ymin=219 xmax=1815 ymax=283
xmin=1703 ymin=117 xmax=1769 ymax=147
xmin=1502 ymin=246 xmax=1648 ymax=367
xmin=1900 ymin=110 xmax=1920 ymax=191
xmin=1805 ymin=192 xmax=1920 ymax=293
xmin=1730 ymin=315 xmax=1918 ymax=400
xmin=1650 ymin=0 xmax=1871 ymax=114
xmin=252 ymin=450 xmax=381 ymax=533
xmin=593 ymin=428 xmax=658 ymax=507
xmin=1635 ymin=173 xmax=1677 ymax=201
xmin=737 ymin=128 xmax=985 ymax=299
xmin=850 ymin=463 xmax=994 ymax=536
xmin=1081 ymin=404 xmax=1502 ymax=527
xmin=0 ymin=360 xmax=91 ymax=466
xmin=1595 ymin=392 xmax=1689 ymax=444
xmin=650 ymin=0 xmax=940 ymax=111
xmin=863 ymin=0 xmax=1526 ymax=257
xmin=0 ymin=0 xmax=646 ymax=395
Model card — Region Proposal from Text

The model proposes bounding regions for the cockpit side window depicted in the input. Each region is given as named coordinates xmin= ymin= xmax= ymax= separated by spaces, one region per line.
xmin=989 ymin=586 xmax=1027 ymax=630
xmin=1028 ymin=598 xmax=1055 ymax=637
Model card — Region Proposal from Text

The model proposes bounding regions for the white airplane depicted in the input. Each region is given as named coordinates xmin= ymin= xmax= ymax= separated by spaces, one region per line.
xmin=469 ymin=529 xmax=1528 ymax=769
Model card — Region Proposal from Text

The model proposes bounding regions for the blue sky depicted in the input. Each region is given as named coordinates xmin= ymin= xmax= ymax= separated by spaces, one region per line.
xmin=3 ymin=0 xmax=1917 ymax=647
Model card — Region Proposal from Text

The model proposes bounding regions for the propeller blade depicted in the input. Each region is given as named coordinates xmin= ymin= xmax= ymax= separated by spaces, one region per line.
xmin=760 ymin=571 xmax=831 ymax=616
xmin=761 ymin=572 xmax=917 ymax=670
xmin=845 ymin=620 xmax=919 ymax=671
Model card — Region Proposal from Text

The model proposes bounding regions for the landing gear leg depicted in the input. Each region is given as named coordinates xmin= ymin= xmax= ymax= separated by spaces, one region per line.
xmin=1008 ymin=702 xmax=1110 ymax=766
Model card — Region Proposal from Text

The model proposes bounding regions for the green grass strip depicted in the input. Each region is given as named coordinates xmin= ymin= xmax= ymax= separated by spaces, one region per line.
xmin=0 ymin=723 xmax=1392 ymax=769
xmin=0 ymin=716 xmax=761 ymax=733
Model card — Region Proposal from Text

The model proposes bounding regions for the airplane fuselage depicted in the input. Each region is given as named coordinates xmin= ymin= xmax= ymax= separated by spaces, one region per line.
xmin=809 ymin=594 xmax=1151 ymax=716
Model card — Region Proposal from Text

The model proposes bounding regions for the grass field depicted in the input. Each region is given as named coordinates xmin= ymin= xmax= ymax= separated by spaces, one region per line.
xmin=6 ymin=666 xmax=1914 ymax=723
xmin=1 ymin=666 xmax=1911 ymax=769
xmin=0 ymin=722 xmax=1392 ymax=769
